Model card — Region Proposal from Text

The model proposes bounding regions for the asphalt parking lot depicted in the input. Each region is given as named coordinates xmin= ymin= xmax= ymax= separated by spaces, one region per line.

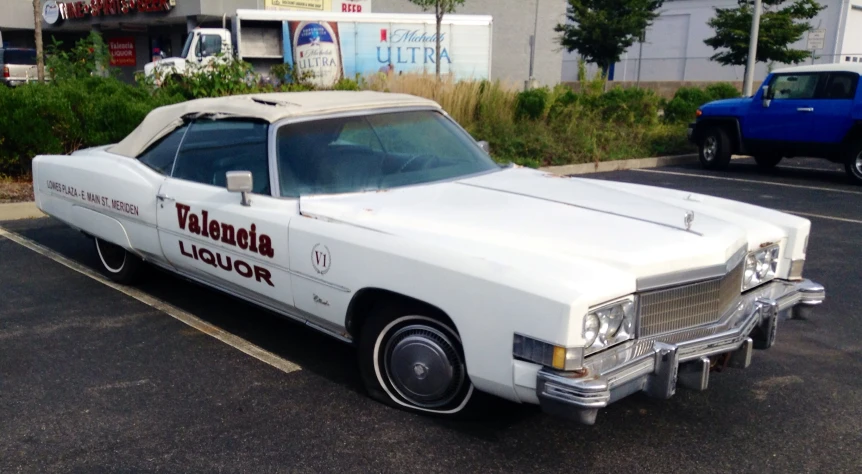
xmin=2 ymin=157 xmax=861 ymax=473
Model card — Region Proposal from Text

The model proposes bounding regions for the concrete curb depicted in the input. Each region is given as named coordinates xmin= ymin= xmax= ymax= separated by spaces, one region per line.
xmin=539 ymin=154 xmax=699 ymax=176
xmin=0 ymin=202 xmax=45 ymax=221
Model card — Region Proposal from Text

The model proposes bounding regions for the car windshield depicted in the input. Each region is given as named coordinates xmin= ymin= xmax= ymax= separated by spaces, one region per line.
xmin=180 ymin=33 xmax=195 ymax=58
xmin=0 ymin=49 xmax=37 ymax=65
xmin=275 ymin=110 xmax=499 ymax=197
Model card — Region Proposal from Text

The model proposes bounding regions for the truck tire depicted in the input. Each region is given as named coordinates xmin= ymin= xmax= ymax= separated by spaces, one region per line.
xmin=358 ymin=302 xmax=481 ymax=419
xmin=94 ymin=237 xmax=143 ymax=284
xmin=845 ymin=140 xmax=862 ymax=185
xmin=698 ymin=126 xmax=733 ymax=170
xmin=754 ymin=154 xmax=783 ymax=170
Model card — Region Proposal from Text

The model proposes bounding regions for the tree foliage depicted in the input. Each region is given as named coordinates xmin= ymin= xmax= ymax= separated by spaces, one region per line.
xmin=704 ymin=0 xmax=826 ymax=66
xmin=408 ymin=0 xmax=466 ymax=78
xmin=555 ymin=0 xmax=664 ymax=74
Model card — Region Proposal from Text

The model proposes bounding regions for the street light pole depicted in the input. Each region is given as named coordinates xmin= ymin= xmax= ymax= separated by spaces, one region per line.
xmin=32 ymin=0 xmax=45 ymax=82
xmin=743 ymin=0 xmax=763 ymax=97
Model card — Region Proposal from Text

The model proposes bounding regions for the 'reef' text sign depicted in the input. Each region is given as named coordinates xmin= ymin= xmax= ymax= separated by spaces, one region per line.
xmin=109 ymin=37 xmax=136 ymax=66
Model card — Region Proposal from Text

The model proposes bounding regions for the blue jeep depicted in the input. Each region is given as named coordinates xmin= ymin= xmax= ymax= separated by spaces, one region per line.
xmin=688 ymin=64 xmax=862 ymax=184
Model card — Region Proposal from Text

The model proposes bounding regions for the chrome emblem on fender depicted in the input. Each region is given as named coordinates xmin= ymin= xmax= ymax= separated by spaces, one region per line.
xmin=684 ymin=211 xmax=695 ymax=231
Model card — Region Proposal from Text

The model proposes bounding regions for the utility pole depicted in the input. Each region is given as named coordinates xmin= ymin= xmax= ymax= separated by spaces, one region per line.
xmin=742 ymin=0 xmax=763 ymax=97
xmin=527 ymin=0 xmax=540 ymax=90
xmin=33 ymin=0 xmax=46 ymax=82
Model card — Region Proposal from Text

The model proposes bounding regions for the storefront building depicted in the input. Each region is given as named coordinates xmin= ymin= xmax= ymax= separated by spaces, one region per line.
xmin=3 ymin=1 xmax=564 ymax=86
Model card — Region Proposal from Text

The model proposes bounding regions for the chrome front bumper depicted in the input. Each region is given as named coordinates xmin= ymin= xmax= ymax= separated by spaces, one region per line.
xmin=536 ymin=279 xmax=825 ymax=425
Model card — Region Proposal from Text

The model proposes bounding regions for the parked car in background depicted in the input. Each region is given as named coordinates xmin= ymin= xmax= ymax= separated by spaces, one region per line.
xmin=1 ymin=48 xmax=39 ymax=87
xmin=689 ymin=64 xmax=862 ymax=184
xmin=31 ymin=91 xmax=825 ymax=425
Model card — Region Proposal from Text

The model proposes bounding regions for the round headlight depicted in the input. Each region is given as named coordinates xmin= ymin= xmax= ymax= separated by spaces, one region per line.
xmin=756 ymin=251 xmax=771 ymax=279
xmin=584 ymin=314 xmax=600 ymax=347
xmin=606 ymin=305 xmax=625 ymax=337
xmin=745 ymin=253 xmax=757 ymax=284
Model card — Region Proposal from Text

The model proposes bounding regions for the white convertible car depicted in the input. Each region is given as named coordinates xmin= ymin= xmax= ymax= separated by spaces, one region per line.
xmin=32 ymin=91 xmax=825 ymax=424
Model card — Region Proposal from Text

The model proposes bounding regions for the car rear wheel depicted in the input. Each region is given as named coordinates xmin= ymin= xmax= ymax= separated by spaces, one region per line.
xmin=94 ymin=237 xmax=143 ymax=284
xmin=358 ymin=303 xmax=478 ymax=418
xmin=698 ymin=126 xmax=732 ymax=170
xmin=845 ymin=141 xmax=862 ymax=185
xmin=754 ymin=154 xmax=783 ymax=169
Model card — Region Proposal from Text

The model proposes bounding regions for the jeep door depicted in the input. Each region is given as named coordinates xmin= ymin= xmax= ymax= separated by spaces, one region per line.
xmin=744 ymin=72 xmax=824 ymax=146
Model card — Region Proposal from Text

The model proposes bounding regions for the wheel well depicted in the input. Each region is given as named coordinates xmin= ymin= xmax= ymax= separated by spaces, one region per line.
xmin=841 ymin=120 xmax=862 ymax=146
xmin=696 ymin=118 xmax=742 ymax=154
xmin=345 ymin=288 xmax=458 ymax=342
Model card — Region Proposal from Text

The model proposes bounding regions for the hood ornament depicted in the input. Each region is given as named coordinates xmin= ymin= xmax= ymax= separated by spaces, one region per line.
xmin=684 ymin=211 xmax=695 ymax=231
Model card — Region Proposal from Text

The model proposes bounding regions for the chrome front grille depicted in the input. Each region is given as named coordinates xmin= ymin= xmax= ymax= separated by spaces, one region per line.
xmin=638 ymin=263 xmax=743 ymax=337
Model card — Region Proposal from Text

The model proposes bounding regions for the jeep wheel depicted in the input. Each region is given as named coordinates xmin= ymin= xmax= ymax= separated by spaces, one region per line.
xmin=754 ymin=154 xmax=783 ymax=170
xmin=358 ymin=303 xmax=479 ymax=419
xmin=698 ymin=126 xmax=732 ymax=170
xmin=94 ymin=237 xmax=143 ymax=284
xmin=845 ymin=141 xmax=862 ymax=185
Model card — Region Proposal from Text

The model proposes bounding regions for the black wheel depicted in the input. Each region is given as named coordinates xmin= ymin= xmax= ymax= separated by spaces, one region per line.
xmin=844 ymin=141 xmax=862 ymax=185
xmin=753 ymin=154 xmax=783 ymax=170
xmin=358 ymin=303 xmax=478 ymax=418
xmin=93 ymin=237 xmax=143 ymax=284
xmin=698 ymin=126 xmax=733 ymax=170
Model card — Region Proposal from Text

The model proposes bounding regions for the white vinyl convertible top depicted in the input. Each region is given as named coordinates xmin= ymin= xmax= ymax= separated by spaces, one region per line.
xmin=108 ymin=91 xmax=441 ymax=158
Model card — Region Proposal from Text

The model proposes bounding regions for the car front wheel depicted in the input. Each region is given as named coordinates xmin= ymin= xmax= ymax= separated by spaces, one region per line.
xmin=94 ymin=237 xmax=143 ymax=284
xmin=754 ymin=154 xmax=783 ymax=169
xmin=358 ymin=304 xmax=477 ymax=418
xmin=698 ymin=126 xmax=733 ymax=170
xmin=845 ymin=141 xmax=862 ymax=185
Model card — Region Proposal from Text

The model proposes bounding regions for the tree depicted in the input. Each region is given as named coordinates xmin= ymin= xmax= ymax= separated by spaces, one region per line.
xmin=408 ymin=0 xmax=465 ymax=79
xmin=32 ymin=0 xmax=45 ymax=82
xmin=704 ymin=0 xmax=826 ymax=73
xmin=555 ymin=0 xmax=664 ymax=76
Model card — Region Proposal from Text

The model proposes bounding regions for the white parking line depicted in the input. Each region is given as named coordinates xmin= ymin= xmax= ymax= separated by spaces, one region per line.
xmin=0 ymin=226 xmax=302 ymax=375
xmin=633 ymin=169 xmax=862 ymax=195
xmin=776 ymin=210 xmax=862 ymax=225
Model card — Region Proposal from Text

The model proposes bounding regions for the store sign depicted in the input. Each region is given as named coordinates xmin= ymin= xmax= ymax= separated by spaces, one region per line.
xmin=109 ymin=37 xmax=136 ymax=66
xmin=54 ymin=0 xmax=173 ymax=21
xmin=265 ymin=0 xmax=371 ymax=13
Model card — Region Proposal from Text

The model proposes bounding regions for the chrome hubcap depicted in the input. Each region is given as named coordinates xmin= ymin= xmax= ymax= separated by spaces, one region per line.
xmin=703 ymin=136 xmax=717 ymax=161
xmin=384 ymin=324 xmax=465 ymax=408
xmin=855 ymin=151 xmax=862 ymax=175
xmin=96 ymin=238 xmax=126 ymax=273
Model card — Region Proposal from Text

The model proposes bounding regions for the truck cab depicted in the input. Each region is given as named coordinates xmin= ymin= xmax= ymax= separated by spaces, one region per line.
xmin=688 ymin=64 xmax=862 ymax=184
xmin=144 ymin=28 xmax=233 ymax=81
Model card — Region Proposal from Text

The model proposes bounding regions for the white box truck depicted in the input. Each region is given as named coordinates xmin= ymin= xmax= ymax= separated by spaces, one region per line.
xmin=144 ymin=9 xmax=493 ymax=87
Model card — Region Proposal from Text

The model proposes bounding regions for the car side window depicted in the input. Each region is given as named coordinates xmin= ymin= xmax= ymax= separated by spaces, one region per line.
xmin=196 ymin=35 xmax=223 ymax=58
xmin=769 ymin=73 xmax=822 ymax=100
xmin=821 ymin=73 xmax=859 ymax=100
xmin=172 ymin=119 xmax=271 ymax=195
xmin=137 ymin=124 xmax=189 ymax=175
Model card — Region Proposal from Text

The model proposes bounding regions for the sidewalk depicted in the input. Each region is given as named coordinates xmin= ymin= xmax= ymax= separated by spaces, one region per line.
xmin=0 ymin=202 xmax=44 ymax=221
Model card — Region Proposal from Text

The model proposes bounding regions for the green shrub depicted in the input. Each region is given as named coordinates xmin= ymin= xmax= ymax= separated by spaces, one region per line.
xmin=515 ymin=87 xmax=550 ymax=121
xmin=663 ymin=83 xmax=741 ymax=123
xmin=333 ymin=76 xmax=361 ymax=91
xmin=705 ymin=82 xmax=741 ymax=101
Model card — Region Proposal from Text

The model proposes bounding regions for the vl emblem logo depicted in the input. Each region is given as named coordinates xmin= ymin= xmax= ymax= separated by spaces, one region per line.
xmin=684 ymin=211 xmax=695 ymax=231
xmin=312 ymin=244 xmax=331 ymax=275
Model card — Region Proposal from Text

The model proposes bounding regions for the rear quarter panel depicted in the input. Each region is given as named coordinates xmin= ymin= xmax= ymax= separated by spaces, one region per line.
xmin=32 ymin=149 xmax=166 ymax=262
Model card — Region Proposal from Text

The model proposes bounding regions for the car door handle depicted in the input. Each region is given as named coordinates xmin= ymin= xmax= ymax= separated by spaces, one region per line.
xmin=156 ymin=193 xmax=175 ymax=202
xmin=797 ymin=107 xmax=815 ymax=113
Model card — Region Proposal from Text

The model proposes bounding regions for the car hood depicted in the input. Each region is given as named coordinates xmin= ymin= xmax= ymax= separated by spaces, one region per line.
xmin=298 ymin=168 xmax=754 ymax=287
xmin=701 ymin=97 xmax=752 ymax=115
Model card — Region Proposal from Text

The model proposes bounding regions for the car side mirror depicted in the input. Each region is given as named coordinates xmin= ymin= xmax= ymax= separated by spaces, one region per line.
xmin=477 ymin=140 xmax=491 ymax=154
xmin=226 ymin=171 xmax=253 ymax=206
xmin=762 ymin=86 xmax=771 ymax=108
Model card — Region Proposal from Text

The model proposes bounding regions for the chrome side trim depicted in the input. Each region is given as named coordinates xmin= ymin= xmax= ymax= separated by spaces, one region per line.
xmin=636 ymin=245 xmax=747 ymax=291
